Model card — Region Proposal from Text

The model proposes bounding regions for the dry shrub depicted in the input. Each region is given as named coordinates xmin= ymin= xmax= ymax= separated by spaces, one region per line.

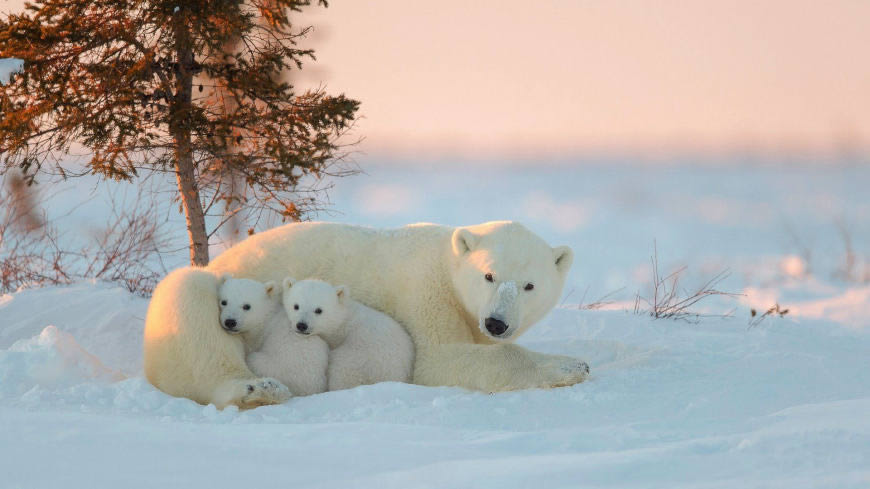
xmin=0 ymin=175 xmax=169 ymax=296
xmin=633 ymin=242 xmax=740 ymax=323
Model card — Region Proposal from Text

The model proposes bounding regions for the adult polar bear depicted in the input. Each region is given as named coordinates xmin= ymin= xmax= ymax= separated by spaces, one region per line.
xmin=144 ymin=221 xmax=590 ymax=408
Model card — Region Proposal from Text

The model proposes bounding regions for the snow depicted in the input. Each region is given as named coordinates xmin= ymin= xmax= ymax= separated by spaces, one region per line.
xmin=2 ymin=160 xmax=870 ymax=487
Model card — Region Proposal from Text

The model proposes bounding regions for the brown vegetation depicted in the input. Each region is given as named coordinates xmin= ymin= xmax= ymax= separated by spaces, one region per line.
xmin=0 ymin=174 xmax=170 ymax=296
xmin=633 ymin=243 xmax=739 ymax=323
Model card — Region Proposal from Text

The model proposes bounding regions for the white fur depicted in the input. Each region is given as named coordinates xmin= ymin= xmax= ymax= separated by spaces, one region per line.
xmin=283 ymin=279 xmax=414 ymax=391
xmin=143 ymin=268 xmax=291 ymax=409
xmin=217 ymin=276 xmax=328 ymax=396
xmin=144 ymin=221 xmax=589 ymax=405
xmin=246 ymin=308 xmax=329 ymax=397
xmin=217 ymin=276 xmax=276 ymax=353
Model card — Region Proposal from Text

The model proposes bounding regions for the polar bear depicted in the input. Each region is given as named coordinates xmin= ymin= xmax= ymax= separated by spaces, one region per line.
xmin=245 ymin=279 xmax=330 ymax=397
xmin=144 ymin=221 xmax=589 ymax=408
xmin=217 ymin=276 xmax=327 ymax=396
xmin=283 ymin=278 xmax=414 ymax=391
xmin=217 ymin=276 xmax=277 ymax=353
xmin=143 ymin=268 xmax=291 ymax=409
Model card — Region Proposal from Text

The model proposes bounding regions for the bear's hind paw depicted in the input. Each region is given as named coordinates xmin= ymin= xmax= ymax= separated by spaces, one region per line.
xmin=240 ymin=378 xmax=293 ymax=408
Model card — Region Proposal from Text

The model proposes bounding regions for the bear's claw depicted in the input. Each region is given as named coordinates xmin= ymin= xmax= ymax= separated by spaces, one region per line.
xmin=560 ymin=360 xmax=590 ymax=375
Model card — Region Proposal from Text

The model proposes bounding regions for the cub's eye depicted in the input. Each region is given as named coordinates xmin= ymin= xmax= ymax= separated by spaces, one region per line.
xmin=524 ymin=283 xmax=534 ymax=291
xmin=314 ymin=308 xmax=323 ymax=315
xmin=485 ymin=273 xmax=494 ymax=282
xmin=242 ymin=304 xmax=251 ymax=311
xmin=293 ymin=304 xmax=299 ymax=310
xmin=220 ymin=300 xmax=227 ymax=306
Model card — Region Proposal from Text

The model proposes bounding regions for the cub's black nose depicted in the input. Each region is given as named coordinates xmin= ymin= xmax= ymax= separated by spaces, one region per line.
xmin=484 ymin=317 xmax=508 ymax=336
xmin=224 ymin=318 xmax=237 ymax=329
xmin=296 ymin=322 xmax=309 ymax=333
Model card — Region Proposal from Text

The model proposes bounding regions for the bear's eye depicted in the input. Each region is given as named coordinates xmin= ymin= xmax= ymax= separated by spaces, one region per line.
xmin=242 ymin=304 xmax=251 ymax=311
xmin=293 ymin=304 xmax=299 ymax=310
xmin=220 ymin=300 xmax=227 ymax=306
xmin=315 ymin=308 xmax=323 ymax=315
xmin=524 ymin=283 xmax=534 ymax=291
xmin=485 ymin=273 xmax=494 ymax=283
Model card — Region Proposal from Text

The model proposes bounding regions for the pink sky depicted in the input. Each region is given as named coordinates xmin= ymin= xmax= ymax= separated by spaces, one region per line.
xmin=6 ymin=0 xmax=870 ymax=157
xmin=298 ymin=0 xmax=870 ymax=157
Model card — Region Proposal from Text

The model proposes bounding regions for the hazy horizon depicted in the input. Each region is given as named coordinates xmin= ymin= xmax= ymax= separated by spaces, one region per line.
xmin=4 ymin=0 xmax=870 ymax=159
xmin=304 ymin=0 xmax=868 ymax=159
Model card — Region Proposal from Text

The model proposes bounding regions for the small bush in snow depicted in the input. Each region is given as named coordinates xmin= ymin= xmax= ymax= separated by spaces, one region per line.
xmin=0 ymin=174 xmax=169 ymax=296
xmin=633 ymin=242 xmax=739 ymax=323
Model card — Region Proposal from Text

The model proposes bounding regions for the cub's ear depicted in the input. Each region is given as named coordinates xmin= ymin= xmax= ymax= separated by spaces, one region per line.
xmin=553 ymin=246 xmax=574 ymax=275
xmin=263 ymin=281 xmax=277 ymax=299
xmin=282 ymin=277 xmax=295 ymax=291
xmin=218 ymin=273 xmax=232 ymax=287
xmin=335 ymin=285 xmax=349 ymax=304
xmin=451 ymin=228 xmax=478 ymax=256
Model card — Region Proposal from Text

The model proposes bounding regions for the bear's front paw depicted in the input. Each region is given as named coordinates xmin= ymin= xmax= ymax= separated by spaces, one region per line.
xmin=240 ymin=378 xmax=293 ymax=408
xmin=543 ymin=356 xmax=590 ymax=388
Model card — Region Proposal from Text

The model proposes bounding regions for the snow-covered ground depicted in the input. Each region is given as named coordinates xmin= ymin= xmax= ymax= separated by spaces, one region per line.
xmin=2 ymin=160 xmax=869 ymax=488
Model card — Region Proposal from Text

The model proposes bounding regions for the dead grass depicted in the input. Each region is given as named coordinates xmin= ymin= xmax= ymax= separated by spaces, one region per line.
xmin=748 ymin=303 xmax=790 ymax=329
xmin=633 ymin=242 xmax=740 ymax=323
xmin=577 ymin=286 xmax=624 ymax=310
xmin=783 ymin=218 xmax=869 ymax=284
xmin=833 ymin=219 xmax=870 ymax=284
xmin=1 ymin=174 xmax=170 ymax=296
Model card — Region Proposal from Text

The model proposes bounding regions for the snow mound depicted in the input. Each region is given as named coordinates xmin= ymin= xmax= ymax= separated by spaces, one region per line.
xmin=0 ymin=282 xmax=148 ymax=374
xmin=0 ymin=326 xmax=124 ymax=400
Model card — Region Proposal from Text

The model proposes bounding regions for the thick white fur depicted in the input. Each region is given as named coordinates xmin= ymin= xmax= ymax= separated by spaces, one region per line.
xmin=143 ymin=268 xmax=291 ymax=409
xmin=217 ymin=276 xmax=328 ymax=396
xmin=217 ymin=276 xmax=276 ymax=353
xmin=144 ymin=221 xmax=589 ymax=405
xmin=246 ymin=280 xmax=330 ymax=396
xmin=283 ymin=279 xmax=414 ymax=391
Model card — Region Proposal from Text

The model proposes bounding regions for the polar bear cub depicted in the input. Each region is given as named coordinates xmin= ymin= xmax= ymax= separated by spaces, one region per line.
xmin=217 ymin=277 xmax=277 ymax=353
xmin=218 ymin=276 xmax=329 ymax=397
xmin=283 ymin=278 xmax=414 ymax=391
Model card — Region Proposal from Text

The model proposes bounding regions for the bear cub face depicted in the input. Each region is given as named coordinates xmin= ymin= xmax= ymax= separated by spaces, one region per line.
xmin=282 ymin=278 xmax=350 ymax=341
xmin=218 ymin=276 xmax=277 ymax=335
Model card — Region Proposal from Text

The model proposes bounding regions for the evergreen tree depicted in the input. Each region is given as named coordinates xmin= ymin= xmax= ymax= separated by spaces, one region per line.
xmin=0 ymin=0 xmax=359 ymax=265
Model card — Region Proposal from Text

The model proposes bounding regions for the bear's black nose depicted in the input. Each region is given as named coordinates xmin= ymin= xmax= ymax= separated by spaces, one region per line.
xmin=296 ymin=322 xmax=309 ymax=333
xmin=484 ymin=317 xmax=508 ymax=336
xmin=224 ymin=318 xmax=237 ymax=329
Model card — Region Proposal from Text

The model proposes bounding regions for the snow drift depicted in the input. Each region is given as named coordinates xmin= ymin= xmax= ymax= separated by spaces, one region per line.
xmin=1 ymin=282 xmax=869 ymax=488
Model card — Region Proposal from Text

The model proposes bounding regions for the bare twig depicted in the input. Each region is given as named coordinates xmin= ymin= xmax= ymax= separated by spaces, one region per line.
xmin=633 ymin=242 xmax=741 ymax=323
xmin=748 ymin=303 xmax=790 ymax=328
xmin=832 ymin=219 xmax=869 ymax=284
xmin=1 ymin=178 xmax=170 ymax=296
xmin=579 ymin=287 xmax=624 ymax=310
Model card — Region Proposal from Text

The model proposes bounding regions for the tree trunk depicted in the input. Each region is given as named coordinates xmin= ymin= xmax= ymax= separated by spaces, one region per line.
xmin=174 ymin=149 xmax=209 ymax=266
xmin=172 ymin=15 xmax=209 ymax=266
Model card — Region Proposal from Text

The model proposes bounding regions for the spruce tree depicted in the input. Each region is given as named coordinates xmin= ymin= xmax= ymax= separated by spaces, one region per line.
xmin=0 ymin=0 xmax=359 ymax=265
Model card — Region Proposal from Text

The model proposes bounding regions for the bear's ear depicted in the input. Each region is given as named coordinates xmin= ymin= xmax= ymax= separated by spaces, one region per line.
xmin=451 ymin=228 xmax=478 ymax=256
xmin=218 ymin=273 xmax=232 ymax=287
xmin=263 ymin=281 xmax=277 ymax=299
xmin=553 ymin=246 xmax=574 ymax=276
xmin=335 ymin=285 xmax=349 ymax=304
xmin=282 ymin=277 xmax=295 ymax=291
